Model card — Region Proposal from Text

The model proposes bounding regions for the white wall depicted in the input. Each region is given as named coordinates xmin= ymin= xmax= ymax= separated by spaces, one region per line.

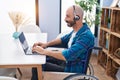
xmin=0 ymin=0 xmax=60 ymax=41
xmin=0 ymin=0 xmax=35 ymax=33
xmin=39 ymin=0 xmax=60 ymax=41
xmin=101 ymin=0 xmax=114 ymax=7
xmin=61 ymin=0 xmax=75 ymax=33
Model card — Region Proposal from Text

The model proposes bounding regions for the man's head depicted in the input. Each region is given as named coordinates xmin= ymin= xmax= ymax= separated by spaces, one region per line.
xmin=65 ymin=5 xmax=84 ymax=27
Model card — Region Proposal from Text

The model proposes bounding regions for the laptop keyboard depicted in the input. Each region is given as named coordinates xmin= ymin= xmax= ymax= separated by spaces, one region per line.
xmin=26 ymin=47 xmax=39 ymax=55
xmin=26 ymin=47 xmax=33 ymax=54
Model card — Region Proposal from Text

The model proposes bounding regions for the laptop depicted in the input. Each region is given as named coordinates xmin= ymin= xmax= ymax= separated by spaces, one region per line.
xmin=18 ymin=32 xmax=65 ymax=55
xmin=18 ymin=32 xmax=39 ymax=55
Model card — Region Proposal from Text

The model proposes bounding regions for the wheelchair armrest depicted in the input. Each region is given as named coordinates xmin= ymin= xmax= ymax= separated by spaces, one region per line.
xmin=92 ymin=46 xmax=102 ymax=51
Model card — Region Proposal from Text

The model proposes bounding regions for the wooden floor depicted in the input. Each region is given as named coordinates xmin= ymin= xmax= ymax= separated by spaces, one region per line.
xmin=3 ymin=53 xmax=113 ymax=80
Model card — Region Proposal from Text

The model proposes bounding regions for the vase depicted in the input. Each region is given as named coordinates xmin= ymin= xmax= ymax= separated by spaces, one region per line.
xmin=12 ymin=32 xmax=20 ymax=39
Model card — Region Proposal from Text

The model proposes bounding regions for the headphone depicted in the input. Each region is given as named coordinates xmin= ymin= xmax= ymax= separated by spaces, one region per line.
xmin=73 ymin=5 xmax=80 ymax=21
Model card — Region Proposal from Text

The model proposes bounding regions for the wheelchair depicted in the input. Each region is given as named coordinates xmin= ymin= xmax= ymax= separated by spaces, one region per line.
xmin=85 ymin=47 xmax=102 ymax=76
xmin=63 ymin=46 xmax=102 ymax=80
xmin=64 ymin=74 xmax=99 ymax=80
xmin=46 ymin=45 xmax=102 ymax=76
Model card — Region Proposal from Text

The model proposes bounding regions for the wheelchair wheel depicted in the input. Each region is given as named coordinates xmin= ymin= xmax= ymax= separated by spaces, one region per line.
xmin=64 ymin=74 xmax=99 ymax=80
xmin=87 ymin=63 xmax=94 ymax=76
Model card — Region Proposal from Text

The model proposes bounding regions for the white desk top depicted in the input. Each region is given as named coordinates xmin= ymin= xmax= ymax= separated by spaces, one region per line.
xmin=0 ymin=33 xmax=47 ymax=66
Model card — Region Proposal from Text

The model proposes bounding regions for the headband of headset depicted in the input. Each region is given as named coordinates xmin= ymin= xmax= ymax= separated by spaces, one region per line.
xmin=73 ymin=5 xmax=80 ymax=21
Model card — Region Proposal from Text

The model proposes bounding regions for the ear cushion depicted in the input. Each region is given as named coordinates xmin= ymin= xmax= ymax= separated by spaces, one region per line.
xmin=74 ymin=15 xmax=80 ymax=21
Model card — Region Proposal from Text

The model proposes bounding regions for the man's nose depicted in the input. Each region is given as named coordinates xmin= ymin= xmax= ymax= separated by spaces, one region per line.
xmin=64 ymin=17 xmax=68 ymax=22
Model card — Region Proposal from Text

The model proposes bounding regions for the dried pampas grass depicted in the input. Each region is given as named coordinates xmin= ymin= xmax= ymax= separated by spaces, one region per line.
xmin=8 ymin=11 xmax=32 ymax=32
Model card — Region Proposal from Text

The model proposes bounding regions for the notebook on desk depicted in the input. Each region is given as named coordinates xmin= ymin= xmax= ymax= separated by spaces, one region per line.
xmin=46 ymin=47 xmax=65 ymax=51
xmin=18 ymin=32 xmax=39 ymax=55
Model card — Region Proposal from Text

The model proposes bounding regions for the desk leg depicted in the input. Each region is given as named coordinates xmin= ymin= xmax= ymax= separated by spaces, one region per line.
xmin=37 ymin=65 xmax=43 ymax=80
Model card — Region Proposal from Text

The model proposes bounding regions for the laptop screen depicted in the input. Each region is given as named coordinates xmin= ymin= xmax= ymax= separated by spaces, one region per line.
xmin=18 ymin=32 xmax=29 ymax=53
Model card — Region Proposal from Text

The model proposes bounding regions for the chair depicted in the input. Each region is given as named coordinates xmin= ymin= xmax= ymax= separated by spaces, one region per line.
xmin=18 ymin=24 xmax=41 ymax=33
xmin=0 ymin=76 xmax=18 ymax=80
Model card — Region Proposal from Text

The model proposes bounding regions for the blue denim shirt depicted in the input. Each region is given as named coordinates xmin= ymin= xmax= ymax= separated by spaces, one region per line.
xmin=61 ymin=23 xmax=95 ymax=73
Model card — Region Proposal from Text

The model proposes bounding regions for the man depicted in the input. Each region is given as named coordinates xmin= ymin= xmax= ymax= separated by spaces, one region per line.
xmin=32 ymin=5 xmax=94 ymax=80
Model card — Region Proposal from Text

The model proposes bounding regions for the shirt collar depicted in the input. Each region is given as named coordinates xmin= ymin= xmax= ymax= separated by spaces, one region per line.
xmin=76 ymin=23 xmax=89 ymax=36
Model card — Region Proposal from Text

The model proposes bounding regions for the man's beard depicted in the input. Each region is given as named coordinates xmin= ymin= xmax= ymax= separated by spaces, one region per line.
xmin=66 ymin=20 xmax=76 ymax=27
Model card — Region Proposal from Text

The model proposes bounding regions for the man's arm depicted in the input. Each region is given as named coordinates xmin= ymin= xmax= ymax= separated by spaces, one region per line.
xmin=32 ymin=46 xmax=66 ymax=61
xmin=47 ymin=38 xmax=62 ymax=46
xmin=33 ymin=38 xmax=62 ymax=48
xmin=44 ymin=50 xmax=66 ymax=61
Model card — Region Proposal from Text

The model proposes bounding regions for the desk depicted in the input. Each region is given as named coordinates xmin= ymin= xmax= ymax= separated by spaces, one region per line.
xmin=0 ymin=33 xmax=47 ymax=80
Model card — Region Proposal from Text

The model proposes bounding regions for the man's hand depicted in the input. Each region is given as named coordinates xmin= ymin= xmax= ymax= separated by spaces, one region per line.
xmin=33 ymin=42 xmax=47 ymax=48
xmin=32 ymin=46 xmax=45 ymax=55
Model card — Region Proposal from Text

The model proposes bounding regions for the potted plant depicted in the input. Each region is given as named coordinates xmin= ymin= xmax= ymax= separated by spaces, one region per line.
xmin=75 ymin=0 xmax=102 ymax=27
xmin=8 ymin=11 xmax=32 ymax=39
